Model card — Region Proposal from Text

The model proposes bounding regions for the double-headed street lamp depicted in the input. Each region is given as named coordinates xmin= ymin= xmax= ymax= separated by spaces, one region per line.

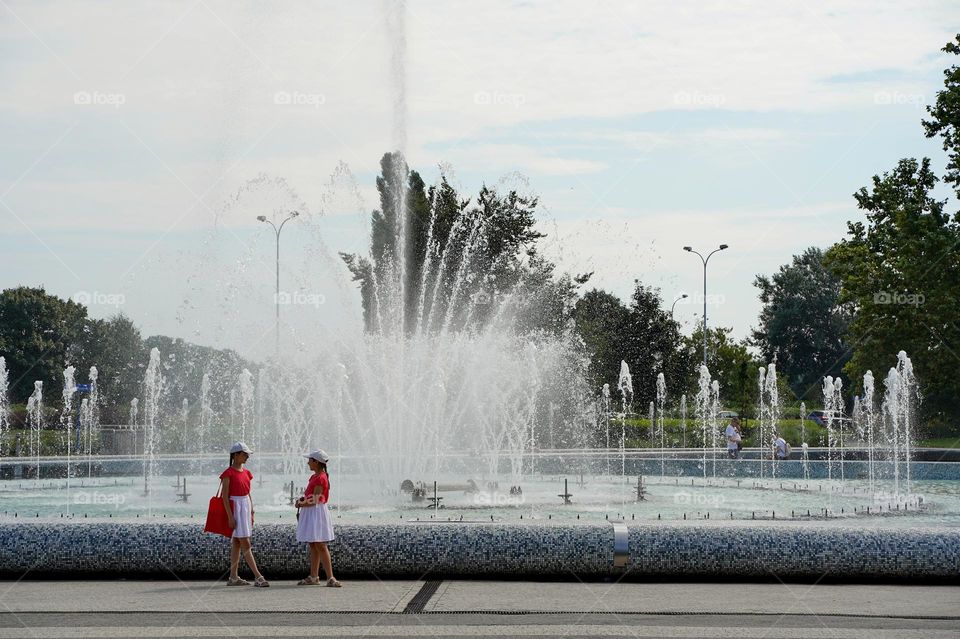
xmin=257 ymin=211 xmax=299 ymax=355
xmin=683 ymin=244 xmax=728 ymax=366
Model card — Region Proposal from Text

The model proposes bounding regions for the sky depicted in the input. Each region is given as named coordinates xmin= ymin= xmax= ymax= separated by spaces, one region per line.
xmin=2 ymin=0 xmax=958 ymax=361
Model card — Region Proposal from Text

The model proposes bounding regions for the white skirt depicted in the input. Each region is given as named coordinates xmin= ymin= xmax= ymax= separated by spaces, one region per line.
xmin=296 ymin=503 xmax=335 ymax=543
xmin=230 ymin=496 xmax=252 ymax=538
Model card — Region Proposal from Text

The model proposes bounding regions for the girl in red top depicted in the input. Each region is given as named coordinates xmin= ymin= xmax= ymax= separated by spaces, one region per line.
xmin=294 ymin=449 xmax=340 ymax=586
xmin=220 ymin=442 xmax=269 ymax=587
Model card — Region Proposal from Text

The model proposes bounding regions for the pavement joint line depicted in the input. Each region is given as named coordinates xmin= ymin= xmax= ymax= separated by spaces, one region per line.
xmin=1 ymin=611 xmax=957 ymax=620
xmin=402 ymin=580 xmax=444 ymax=614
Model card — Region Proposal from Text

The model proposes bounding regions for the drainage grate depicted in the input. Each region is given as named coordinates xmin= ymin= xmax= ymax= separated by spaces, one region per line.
xmin=402 ymin=579 xmax=443 ymax=614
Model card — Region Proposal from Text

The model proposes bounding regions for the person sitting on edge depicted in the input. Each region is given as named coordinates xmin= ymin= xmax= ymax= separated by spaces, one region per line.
xmin=725 ymin=417 xmax=742 ymax=459
xmin=773 ymin=434 xmax=789 ymax=460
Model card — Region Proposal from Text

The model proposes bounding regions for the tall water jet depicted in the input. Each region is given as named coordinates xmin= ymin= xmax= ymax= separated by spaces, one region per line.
xmin=601 ymin=383 xmax=611 ymax=475
xmin=129 ymin=398 xmax=139 ymax=431
xmin=180 ymin=398 xmax=189 ymax=456
xmin=143 ymin=348 xmax=164 ymax=499
xmin=198 ymin=373 xmax=212 ymax=473
xmin=680 ymin=393 xmax=687 ymax=449
xmin=833 ymin=377 xmax=844 ymax=480
xmin=617 ymin=361 xmax=633 ymax=481
xmin=862 ymin=371 xmax=876 ymax=493
xmin=709 ymin=380 xmax=720 ymax=478
xmin=256 ymin=368 xmax=268 ymax=482
xmin=62 ymin=365 xmax=77 ymax=483
xmin=757 ymin=367 xmax=767 ymax=478
xmin=86 ymin=366 xmax=99 ymax=476
xmin=0 ymin=357 xmax=8 ymax=458
xmin=896 ymin=351 xmax=916 ymax=489
xmin=823 ymin=376 xmax=836 ymax=480
xmin=882 ymin=352 xmax=917 ymax=495
xmin=27 ymin=381 xmax=42 ymax=478
xmin=238 ymin=369 xmax=254 ymax=443
xmin=764 ymin=363 xmax=780 ymax=478
xmin=695 ymin=365 xmax=711 ymax=478
xmin=800 ymin=400 xmax=809 ymax=480
xmin=655 ymin=372 xmax=666 ymax=477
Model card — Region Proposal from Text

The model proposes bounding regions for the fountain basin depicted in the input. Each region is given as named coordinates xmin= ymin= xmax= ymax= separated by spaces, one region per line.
xmin=0 ymin=521 xmax=957 ymax=581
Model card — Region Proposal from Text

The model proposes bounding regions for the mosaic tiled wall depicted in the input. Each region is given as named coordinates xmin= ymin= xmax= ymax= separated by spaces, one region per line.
xmin=0 ymin=521 xmax=957 ymax=580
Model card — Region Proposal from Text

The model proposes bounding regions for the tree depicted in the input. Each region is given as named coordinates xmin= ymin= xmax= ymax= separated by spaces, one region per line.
xmin=923 ymin=34 xmax=960 ymax=199
xmin=71 ymin=314 xmax=146 ymax=423
xmin=341 ymin=152 xmax=580 ymax=337
xmin=0 ymin=287 xmax=87 ymax=404
xmin=683 ymin=326 xmax=760 ymax=420
xmin=825 ymin=158 xmax=960 ymax=431
xmin=573 ymin=289 xmax=632 ymax=388
xmin=752 ymin=247 xmax=852 ymax=401
xmin=574 ymin=282 xmax=684 ymax=410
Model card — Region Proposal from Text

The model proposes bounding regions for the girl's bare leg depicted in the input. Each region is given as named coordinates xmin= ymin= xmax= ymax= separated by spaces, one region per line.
xmin=229 ymin=538 xmax=241 ymax=579
xmin=309 ymin=543 xmax=321 ymax=579
xmin=238 ymin=538 xmax=264 ymax=580
xmin=318 ymin=543 xmax=335 ymax=581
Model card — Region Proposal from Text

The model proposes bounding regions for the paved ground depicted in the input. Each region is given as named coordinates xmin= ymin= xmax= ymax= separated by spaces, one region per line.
xmin=0 ymin=580 xmax=957 ymax=637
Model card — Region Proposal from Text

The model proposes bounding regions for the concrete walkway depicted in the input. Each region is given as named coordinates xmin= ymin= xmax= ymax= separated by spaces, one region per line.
xmin=0 ymin=580 xmax=957 ymax=637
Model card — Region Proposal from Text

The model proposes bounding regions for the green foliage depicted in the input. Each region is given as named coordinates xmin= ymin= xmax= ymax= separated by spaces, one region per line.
xmin=825 ymin=158 xmax=960 ymax=429
xmin=0 ymin=287 xmax=87 ymax=404
xmin=923 ymin=34 xmax=960 ymax=199
xmin=341 ymin=152 xmax=578 ymax=336
xmin=681 ymin=325 xmax=761 ymax=419
xmin=574 ymin=282 xmax=684 ymax=408
xmin=752 ymin=247 xmax=852 ymax=401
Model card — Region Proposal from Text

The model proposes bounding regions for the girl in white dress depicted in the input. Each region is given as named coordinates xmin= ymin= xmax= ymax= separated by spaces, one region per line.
xmin=295 ymin=449 xmax=341 ymax=587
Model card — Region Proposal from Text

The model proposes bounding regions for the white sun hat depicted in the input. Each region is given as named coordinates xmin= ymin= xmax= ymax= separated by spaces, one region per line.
xmin=229 ymin=441 xmax=253 ymax=454
xmin=303 ymin=449 xmax=330 ymax=463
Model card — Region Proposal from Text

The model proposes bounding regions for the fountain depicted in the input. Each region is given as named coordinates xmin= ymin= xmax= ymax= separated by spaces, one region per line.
xmin=695 ymin=365 xmax=711 ymax=478
xmin=0 ymin=357 xmax=8 ymax=459
xmin=764 ymin=363 xmax=780 ymax=478
xmin=679 ymin=393 xmax=687 ymax=449
xmin=27 ymin=381 xmax=42 ymax=477
xmin=655 ymin=373 xmax=666 ymax=478
xmin=143 ymin=348 xmax=163 ymax=499
xmin=617 ymin=360 xmax=632 ymax=481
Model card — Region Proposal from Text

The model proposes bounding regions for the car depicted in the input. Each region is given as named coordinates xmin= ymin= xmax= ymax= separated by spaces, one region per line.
xmin=717 ymin=411 xmax=739 ymax=419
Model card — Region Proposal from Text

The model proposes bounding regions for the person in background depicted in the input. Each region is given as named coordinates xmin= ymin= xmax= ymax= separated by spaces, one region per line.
xmin=725 ymin=417 xmax=743 ymax=459
xmin=773 ymin=433 xmax=789 ymax=460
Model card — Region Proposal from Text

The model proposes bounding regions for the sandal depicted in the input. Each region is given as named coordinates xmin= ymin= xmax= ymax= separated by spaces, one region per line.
xmin=326 ymin=578 xmax=342 ymax=588
xmin=227 ymin=577 xmax=251 ymax=586
xmin=253 ymin=576 xmax=270 ymax=587
xmin=297 ymin=576 xmax=321 ymax=586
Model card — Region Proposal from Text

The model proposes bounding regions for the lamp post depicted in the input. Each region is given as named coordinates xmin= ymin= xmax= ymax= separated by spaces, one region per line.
xmin=670 ymin=293 xmax=688 ymax=319
xmin=257 ymin=211 xmax=299 ymax=355
xmin=683 ymin=244 xmax=728 ymax=366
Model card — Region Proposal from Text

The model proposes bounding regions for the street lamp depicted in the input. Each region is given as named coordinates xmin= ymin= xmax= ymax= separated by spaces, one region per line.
xmin=257 ymin=211 xmax=299 ymax=355
xmin=683 ymin=244 xmax=728 ymax=366
xmin=670 ymin=293 xmax=688 ymax=319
